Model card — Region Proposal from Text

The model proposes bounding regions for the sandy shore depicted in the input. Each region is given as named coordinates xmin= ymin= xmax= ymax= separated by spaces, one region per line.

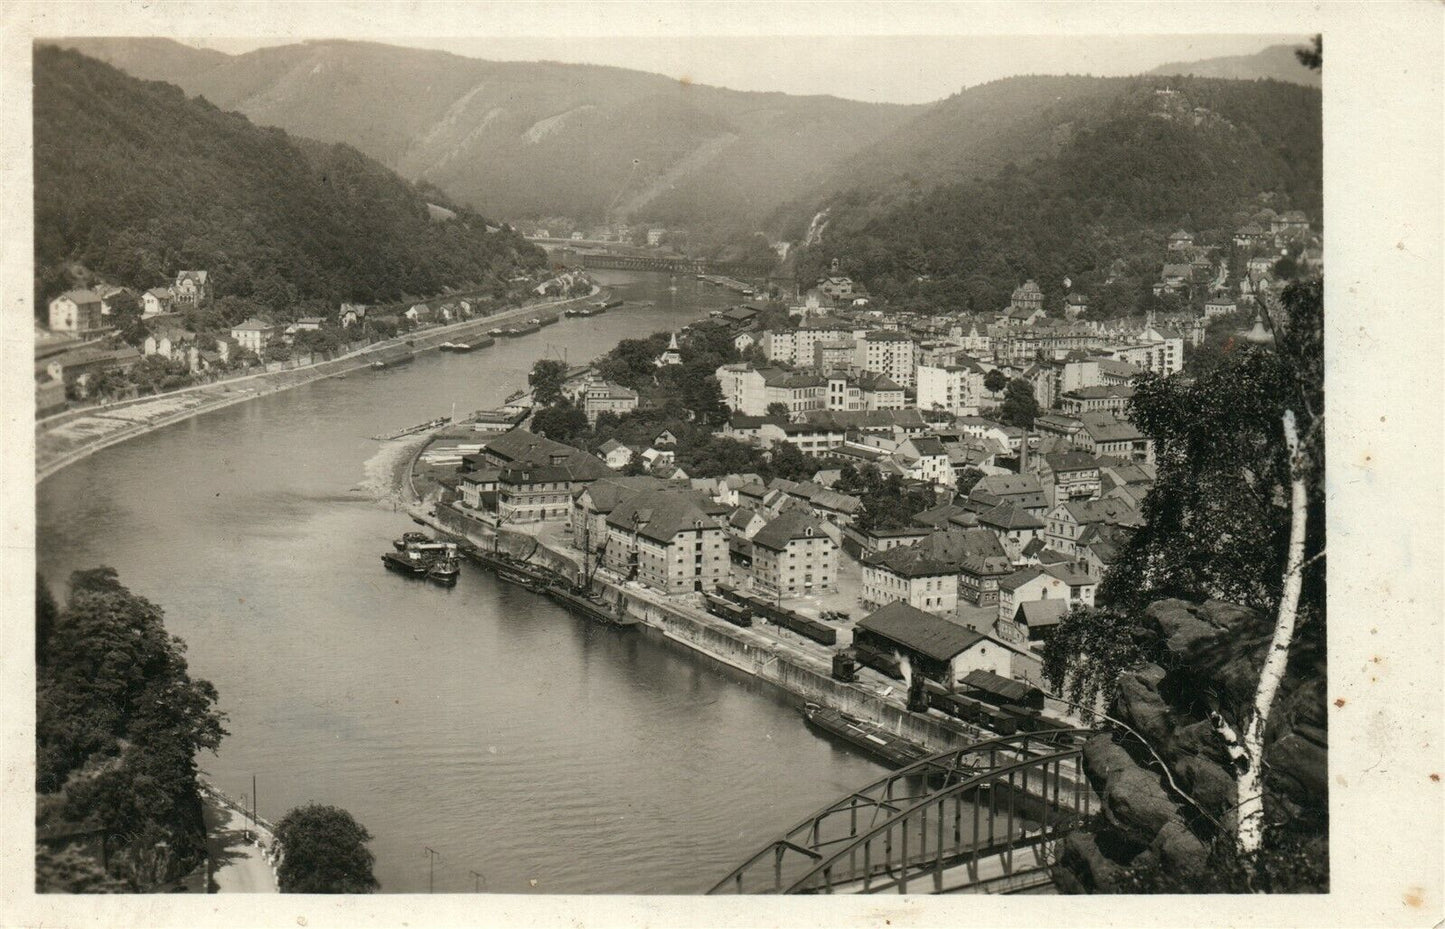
xmin=35 ymin=287 xmax=601 ymax=484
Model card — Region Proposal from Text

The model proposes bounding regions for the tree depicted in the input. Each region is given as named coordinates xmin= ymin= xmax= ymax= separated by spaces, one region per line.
xmin=275 ymin=804 xmax=379 ymax=893
xmin=1295 ymin=35 xmax=1321 ymax=71
xmin=765 ymin=402 xmax=791 ymax=419
xmin=998 ymin=378 xmax=1040 ymax=428
xmin=983 ymin=369 xmax=1008 ymax=394
xmin=528 ymin=358 xmax=569 ymax=407
xmin=955 ymin=466 xmax=985 ymax=497
xmin=36 ymin=567 xmax=228 ymax=889
xmin=530 ymin=401 xmax=588 ymax=445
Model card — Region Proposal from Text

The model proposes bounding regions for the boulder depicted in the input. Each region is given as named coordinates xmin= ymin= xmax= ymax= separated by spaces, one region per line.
xmin=1054 ymin=832 xmax=1124 ymax=893
xmin=1102 ymin=766 xmax=1185 ymax=846
xmin=1171 ymin=752 xmax=1237 ymax=816
xmin=1113 ymin=664 xmax=1172 ymax=745
xmin=1151 ymin=820 xmax=1209 ymax=875
xmin=1147 ymin=598 xmax=1225 ymax=657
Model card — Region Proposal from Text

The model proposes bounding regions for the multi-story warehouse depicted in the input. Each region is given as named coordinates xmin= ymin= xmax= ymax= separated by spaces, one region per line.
xmin=603 ymin=490 xmax=731 ymax=594
xmin=749 ymin=510 xmax=838 ymax=596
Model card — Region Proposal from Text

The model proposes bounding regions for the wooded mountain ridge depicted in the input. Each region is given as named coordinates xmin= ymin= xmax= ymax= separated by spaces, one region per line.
xmin=58 ymin=38 xmax=1316 ymax=240
xmin=34 ymin=45 xmax=545 ymax=313
xmin=788 ymin=76 xmax=1321 ymax=313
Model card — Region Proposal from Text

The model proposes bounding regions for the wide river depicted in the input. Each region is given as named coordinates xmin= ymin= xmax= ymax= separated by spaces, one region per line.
xmin=36 ymin=269 xmax=886 ymax=894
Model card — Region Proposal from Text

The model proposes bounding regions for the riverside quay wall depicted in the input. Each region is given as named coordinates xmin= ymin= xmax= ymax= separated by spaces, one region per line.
xmin=424 ymin=504 xmax=983 ymax=756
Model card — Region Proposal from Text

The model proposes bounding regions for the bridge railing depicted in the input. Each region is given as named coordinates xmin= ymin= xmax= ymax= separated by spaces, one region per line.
xmin=785 ymin=750 xmax=1090 ymax=894
xmin=708 ymin=729 xmax=1094 ymax=894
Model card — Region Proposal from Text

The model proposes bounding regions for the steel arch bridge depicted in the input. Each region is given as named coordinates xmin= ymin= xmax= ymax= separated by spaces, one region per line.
xmin=708 ymin=729 xmax=1098 ymax=895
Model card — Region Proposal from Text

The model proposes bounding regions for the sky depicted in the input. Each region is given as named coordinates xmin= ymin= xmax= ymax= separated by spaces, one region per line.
xmin=183 ymin=34 xmax=1308 ymax=105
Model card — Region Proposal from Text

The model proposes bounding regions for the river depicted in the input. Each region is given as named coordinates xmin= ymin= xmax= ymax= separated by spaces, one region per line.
xmin=36 ymin=269 xmax=888 ymax=894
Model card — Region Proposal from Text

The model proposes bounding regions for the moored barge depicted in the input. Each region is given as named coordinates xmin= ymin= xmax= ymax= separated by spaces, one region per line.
xmin=801 ymin=702 xmax=933 ymax=768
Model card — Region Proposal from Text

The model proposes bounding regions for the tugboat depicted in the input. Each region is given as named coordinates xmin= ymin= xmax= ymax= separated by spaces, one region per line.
xmin=394 ymin=531 xmax=430 ymax=552
xmin=425 ymin=554 xmax=461 ymax=586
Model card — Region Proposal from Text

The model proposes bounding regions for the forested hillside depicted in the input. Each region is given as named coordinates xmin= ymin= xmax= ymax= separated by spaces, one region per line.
xmin=793 ymin=77 xmax=1321 ymax=312
xmin=34 ymin=45 xmax=545 ymax=315
xmin=59 ymin=38 xmax=921 ymax=235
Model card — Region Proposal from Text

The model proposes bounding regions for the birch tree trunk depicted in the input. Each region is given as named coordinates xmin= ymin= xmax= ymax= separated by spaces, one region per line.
xmin=1236 ymin=409 xmax=1308 ymax=854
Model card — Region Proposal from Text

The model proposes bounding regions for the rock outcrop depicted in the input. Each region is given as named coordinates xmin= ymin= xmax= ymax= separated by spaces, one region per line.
xmin=1055 ymin=598 xmax=1327 ymax=891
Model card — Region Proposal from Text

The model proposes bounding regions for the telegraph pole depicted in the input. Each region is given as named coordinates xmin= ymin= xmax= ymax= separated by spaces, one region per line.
xmin=424 ymin=846 xmax=440 ymax=893
xmin=469 ymin=869 xmax=485 ymax=893
xmin=251 ymin=774 xmax=257 ymax=832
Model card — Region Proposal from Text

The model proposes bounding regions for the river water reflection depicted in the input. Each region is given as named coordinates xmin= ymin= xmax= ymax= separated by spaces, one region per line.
xmin=36 ymin=270 xmax=886 ymax=893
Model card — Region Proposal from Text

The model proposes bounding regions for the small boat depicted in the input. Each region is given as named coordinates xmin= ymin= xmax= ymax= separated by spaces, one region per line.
xmin=426 ymin=557 xmax=461 ymax=586
xmin=800 ymin=703 xmax=933 ymax=768
xmin=439 ymin=341 xmax=475 ymax=353
xmin=488 ymin=328 xmax=505 ymax=337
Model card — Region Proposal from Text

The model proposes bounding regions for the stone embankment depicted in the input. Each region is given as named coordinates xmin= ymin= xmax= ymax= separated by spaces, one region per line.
xmin=1054 ymin=598 xmax=1327 ymax=891
xmin=423 ymin=503 xmax=986 ymax=756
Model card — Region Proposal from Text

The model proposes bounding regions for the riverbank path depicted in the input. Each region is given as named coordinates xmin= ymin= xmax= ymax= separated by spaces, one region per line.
xmin=202 ymin=793 xmax=278 ymax=893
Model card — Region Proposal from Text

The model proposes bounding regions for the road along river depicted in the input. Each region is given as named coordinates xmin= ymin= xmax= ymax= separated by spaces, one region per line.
xmin=37 ymin=270 xmax=887 ymax=894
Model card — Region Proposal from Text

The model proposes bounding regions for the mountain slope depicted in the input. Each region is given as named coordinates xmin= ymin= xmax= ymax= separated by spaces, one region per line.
xmin=768 ymin=75 xmax=1145 ymax=238
xmin=797 ymin=77 xmax=1321 ymax=311
xmin=34 ymin=45 xmax=544 ymax=313
xmin=1148 ymin=43 xmax=1320 ymax=87
xmin=60 ymin=38 xmax=922 ymax=233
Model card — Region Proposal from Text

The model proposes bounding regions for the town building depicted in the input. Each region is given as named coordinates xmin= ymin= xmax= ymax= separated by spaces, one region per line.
xmin=1044 ymin=496 xmax=1145 ymax=556
xmin=996 ymin=564 xmax=1097 ymax=626
xmin=172 ymin=270 xmax=210 ymax=306
xmin=581 ymin=380 xmax=639 ymax=423
xmin=916 ymin=359 xmax=986 ymax=416
xmin=1075 ymin=411 xmax=1155 ymax=463
xmin=602 ymin=490 xmax=730 ymax=593
xmin=230 ymin=317 xmax=277 ymax=355
xmin=1059 ymin=384 xmax=1134 ymax=416
xmin=857 ymin=330 xmax=916 ymax=388
xmin=48 ymin=290 xmax=104 ymax=334
xmin=142 ymin=288 xmax=174 ymax=317
xmin=853 ymin=602 xmax=1014 ymax=686
xmin=1034 ymin=450 xmax=1102 ymax=507
xmin=749 ymin=510 xmax=838 ymax=596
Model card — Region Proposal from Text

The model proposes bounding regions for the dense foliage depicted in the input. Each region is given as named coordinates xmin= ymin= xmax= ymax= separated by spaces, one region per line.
xmin=1046 ymin=279 xmax=1323 ymax=692
xmin=275 ymin=804 xmax=379 ymax=893
xmin=36 ymin=568 xmax=228 ymax=891
xmin=34 ymin=46 xmax=545 ymax=318
xmin=796 ymin=78 xmax=1321 ymax=314
xmin=835 ymin=464 xmax=941 ymax=532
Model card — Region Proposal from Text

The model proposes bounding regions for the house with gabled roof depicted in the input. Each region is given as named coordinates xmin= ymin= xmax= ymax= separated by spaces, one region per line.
xmin=750 ymin=510 xmax=837 ymax=596
xmin=996 ymin=563 xmax=1096 ymax=627
xmin=968 ymin=473 xmax=1049 ymax=515
xmin=172 ymin=270 xmax=209 ymax=306
xmin=1045 ymin=496 xmax=1145 ymax=556
xmin=597 ymin=438 xmax=636 ymax=470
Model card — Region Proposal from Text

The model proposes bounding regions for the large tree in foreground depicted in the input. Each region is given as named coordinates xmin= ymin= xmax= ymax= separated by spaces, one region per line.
xmin=1045 ymin=276 xmax=1324 ymax=866
xmin=275 ymin=804 xmax=379 ymax=893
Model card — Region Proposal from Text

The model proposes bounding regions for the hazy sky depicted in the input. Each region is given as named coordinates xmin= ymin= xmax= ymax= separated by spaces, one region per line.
xmin=184 ymin=34 xmax=1307 ymax=105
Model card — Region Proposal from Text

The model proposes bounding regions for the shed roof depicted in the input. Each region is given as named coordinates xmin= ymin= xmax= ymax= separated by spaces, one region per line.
xmin=857 ymin=602 xmax=986 ymax=663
